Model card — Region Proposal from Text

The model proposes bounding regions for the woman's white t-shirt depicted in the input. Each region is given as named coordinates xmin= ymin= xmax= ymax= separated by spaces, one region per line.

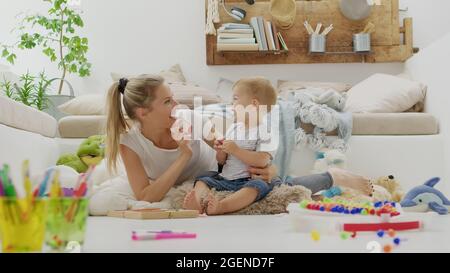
xmin=120 ymin=125 xmax=217 ymax=185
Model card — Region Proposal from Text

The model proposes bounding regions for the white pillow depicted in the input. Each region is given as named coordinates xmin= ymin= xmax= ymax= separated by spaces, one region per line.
xmin=216 ymin=78 xmax=234 ymax=104
xmin=58 ymin=94 xmax=105 ymax=115
xmin=344 ymin=74 xmax=427 ymax=113
xmin=111 ymin=64 xmax=186 ymax=84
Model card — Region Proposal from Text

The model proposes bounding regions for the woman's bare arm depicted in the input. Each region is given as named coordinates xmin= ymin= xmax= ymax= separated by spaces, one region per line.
xmin=248 ymin=164 xmax=278 ymax=183
xmin=120 ymin=143 xmax=192 ymax=202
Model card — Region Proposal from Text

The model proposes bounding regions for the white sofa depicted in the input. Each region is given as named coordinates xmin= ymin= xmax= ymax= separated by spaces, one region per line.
xmin=1 ymin=34 xmax=449 ymax=196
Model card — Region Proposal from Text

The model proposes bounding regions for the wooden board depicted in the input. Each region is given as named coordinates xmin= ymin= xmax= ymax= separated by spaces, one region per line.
xmin=107 ymin=209 xmax=199 ymax=220
xmin=206 ymin=0 xmax=415 ymax=65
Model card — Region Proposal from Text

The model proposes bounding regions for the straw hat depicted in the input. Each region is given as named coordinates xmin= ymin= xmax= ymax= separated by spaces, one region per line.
xmin=270 ymin=0 xmax=297 ymax=30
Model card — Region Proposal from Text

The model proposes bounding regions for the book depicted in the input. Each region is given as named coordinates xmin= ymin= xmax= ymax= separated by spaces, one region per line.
xmin=250 ymin=17 xmax=263 ymax=51
xmin=272 ymin=23 xmax=281 ymax=51
xmin=218 ymin=33 xmax=254 ymax=39
xmin=277 ymin=32 xmax=289 ymax=51
xmin=107 ymin=208 xmax=199 ymax=220
xmin=257 ymin=17 xmax=268 ymax=51
xmin=217 ymin=43 xmax=260 ymax=51
xmin=218 ymin=27 xmax=254 ymax=34
xmin=222 ymin=23 xmax=252 ymax=30
xmin=265 ymin=21 xmax=276 ymax=51
xmin=217 ymin=38 xmax=256 ymax=44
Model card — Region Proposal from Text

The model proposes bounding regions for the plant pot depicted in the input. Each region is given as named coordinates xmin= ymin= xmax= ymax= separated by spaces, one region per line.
xmin=43 ymin=78 xmax=75 ymax=120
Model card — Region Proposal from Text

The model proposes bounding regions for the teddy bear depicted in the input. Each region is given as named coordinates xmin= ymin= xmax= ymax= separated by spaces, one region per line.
xmin=57 ymin=135 xmax=106 ymax=173
xmin=372 ymin=175 xmax=404 ymax=202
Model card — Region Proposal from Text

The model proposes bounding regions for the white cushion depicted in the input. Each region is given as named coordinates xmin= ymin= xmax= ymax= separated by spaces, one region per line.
xmin=111 ymin=64 xmax=186 ymax=84
xmin=58 ymin=82 xmax=222 ymax=116
xmin=0 ymin=95 xmax=57 ymax=138
xmin=58 ymin=94 xmax=105 ymax=115
xmin=345 ymin=73 xmax=427 ymax=113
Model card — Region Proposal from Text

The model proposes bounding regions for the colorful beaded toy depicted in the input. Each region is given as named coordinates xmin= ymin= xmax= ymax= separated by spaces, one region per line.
xmin=299 ymin=199 xmax=401 ymax=218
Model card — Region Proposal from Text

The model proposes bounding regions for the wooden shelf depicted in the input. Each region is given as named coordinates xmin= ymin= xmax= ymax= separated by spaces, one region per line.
xmin=206 ymin=0 xmax=416 ymax=65
xmin=217 ymin=50 xmax=289 ymax=57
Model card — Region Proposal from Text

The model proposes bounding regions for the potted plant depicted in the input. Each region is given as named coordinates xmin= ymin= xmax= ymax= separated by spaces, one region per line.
xmin=0 ymin=0 xmax=91 ymax=119
xmin=1 ymin=71 xmax=51 ymax=111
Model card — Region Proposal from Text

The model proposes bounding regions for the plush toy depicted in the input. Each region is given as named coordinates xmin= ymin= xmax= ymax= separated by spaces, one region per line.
xmin=56 ymin=154 xmax=88 ymax=173
xmin=57 ymin=135 xmax=106 ymax=173
xmin=322 ymin=186 xmax=342 ymax=198
xmin=400 ymin=177 xmax=450 ymax=215
xmin=77 ymin=135 xmax=106 ymax=166
xmin=316 ymin=91 xmax=347 ymax=112
xmin=312 ymin=149 xmax=347 ymax=174
xmin=372 ymin=175 xmax=404 ymax=202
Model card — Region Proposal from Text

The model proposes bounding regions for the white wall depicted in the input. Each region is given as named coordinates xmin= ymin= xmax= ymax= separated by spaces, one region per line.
xmin=405 ymin=32 xmax=450 ymax=192
xmin=1 ymin=0 xmax=448 ymax=96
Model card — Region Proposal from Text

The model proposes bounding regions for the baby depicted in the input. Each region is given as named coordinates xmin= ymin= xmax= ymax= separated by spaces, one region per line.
xmin=183 ymin=77 xmax=278 ymax=215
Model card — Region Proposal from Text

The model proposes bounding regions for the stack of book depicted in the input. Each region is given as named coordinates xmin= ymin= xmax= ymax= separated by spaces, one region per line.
xmin=250 ymin=16 xmax=288 ymax=52
xmin=216 ymin=19 xmax=288 ymax=52
xmin=217 ymin=23 xmax=259 ymax=51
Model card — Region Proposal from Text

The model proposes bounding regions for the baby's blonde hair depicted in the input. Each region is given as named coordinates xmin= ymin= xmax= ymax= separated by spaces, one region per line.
xmin=233 ymin=77 xmax=277 ymax=110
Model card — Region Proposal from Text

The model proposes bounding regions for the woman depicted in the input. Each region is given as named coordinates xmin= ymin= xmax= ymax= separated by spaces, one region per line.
xmin=105 ymin=75 xmax=373 ymax=204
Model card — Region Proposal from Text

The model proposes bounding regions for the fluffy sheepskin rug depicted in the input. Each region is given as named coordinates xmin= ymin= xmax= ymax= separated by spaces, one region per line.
xmin=169 ymin=182 xmax=313 ymax=215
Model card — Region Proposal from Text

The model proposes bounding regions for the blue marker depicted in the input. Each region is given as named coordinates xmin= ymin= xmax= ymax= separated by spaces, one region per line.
xmin=38 ymin=169 xmax=53 ymax=197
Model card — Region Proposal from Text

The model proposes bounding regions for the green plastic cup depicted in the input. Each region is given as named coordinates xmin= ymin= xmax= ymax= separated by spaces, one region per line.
xmin=45 ymin=198 xmax=89 ymax=252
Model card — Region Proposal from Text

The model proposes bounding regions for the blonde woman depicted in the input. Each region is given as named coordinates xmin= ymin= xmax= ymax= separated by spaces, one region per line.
xmin=105 ymin=75 xmax=373 ymax=207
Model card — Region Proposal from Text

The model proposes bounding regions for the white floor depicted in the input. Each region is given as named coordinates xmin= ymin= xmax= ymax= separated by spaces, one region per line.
xmin=82 ymin=215 xmax=450 ymax=253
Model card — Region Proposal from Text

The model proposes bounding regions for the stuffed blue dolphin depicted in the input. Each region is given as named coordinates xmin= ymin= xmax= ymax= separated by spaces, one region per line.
xmin=400 ymin=178 xmax=450 ymax=215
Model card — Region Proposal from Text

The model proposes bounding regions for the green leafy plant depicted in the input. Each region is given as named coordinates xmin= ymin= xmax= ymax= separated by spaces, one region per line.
xmin=0 ymin=77 xmax=15 ymax=99
xmin=1 ymin=71 xmax=51 ymax=111
xmin=0 ymin=0 xmax=91 ymax=95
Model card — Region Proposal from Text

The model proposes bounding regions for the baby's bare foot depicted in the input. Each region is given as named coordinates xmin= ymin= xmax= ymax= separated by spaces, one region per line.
xmin=328 ymin=168 xmax=374 ymax=197
xmin=182 ymin=190 xmax=203 ymax=213
xmin=206 ymin=194 xmax=223 ymax=215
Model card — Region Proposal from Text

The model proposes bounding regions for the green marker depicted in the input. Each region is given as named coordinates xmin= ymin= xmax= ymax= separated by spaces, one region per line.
xmin=1 ymin=164 xmax=16 ymax=197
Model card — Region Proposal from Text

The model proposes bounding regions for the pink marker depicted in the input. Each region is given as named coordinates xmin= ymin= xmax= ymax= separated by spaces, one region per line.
xmin=132 ymin=232 xmax=197 ymax=241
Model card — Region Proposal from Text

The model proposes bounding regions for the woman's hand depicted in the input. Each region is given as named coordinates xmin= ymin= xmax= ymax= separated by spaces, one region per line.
xmin=213 ymin=139 xmax=223 ymax=151
xmin=248 ymin=164 xmax=278 ymax=183
xmin=177 ymin=139 xmax=193 ymax=158
xmin=221 ymin=140 xmax=239 ymax=154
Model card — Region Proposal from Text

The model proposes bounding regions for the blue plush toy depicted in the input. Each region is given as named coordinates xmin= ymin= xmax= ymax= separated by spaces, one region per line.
xmin=400 ymin=177 xmax=450 ymax=215
xmin=322 ymin=186 xmax=342 ymax=198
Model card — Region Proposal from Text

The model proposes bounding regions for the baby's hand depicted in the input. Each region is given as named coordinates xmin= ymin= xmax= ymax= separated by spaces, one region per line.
xmin=213 ymin=139 xmax=224 ymax=151
xmin=221 ymin=140 xmax=239 ymax=154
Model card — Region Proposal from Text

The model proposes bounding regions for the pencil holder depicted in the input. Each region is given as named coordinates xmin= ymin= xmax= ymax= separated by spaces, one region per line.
xmin=353 ymin=33 xmax=371 ymax=53
xmin=0 ymin=198 xmax=48 ymax=253
xmin=45 ymin=197 xmax=89 ymax=252
xmin=309 ymin=34 xmax=326 ymax=53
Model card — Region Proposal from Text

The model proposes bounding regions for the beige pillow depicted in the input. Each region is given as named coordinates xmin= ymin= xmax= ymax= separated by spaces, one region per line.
xmin=110 ymin=64 xmax=186 ymax=84
xmin=58 ymin=94 xmax=106 ymax=115
xmin=169 ymin=82 xmax=222 ymax=109
xmin=277 ymin=80 xmax=352 ymax=101
xmin=278 ymin=80 xmax=352 ymax=93
xmin=344 ymin=73 xmax=427 ymax=113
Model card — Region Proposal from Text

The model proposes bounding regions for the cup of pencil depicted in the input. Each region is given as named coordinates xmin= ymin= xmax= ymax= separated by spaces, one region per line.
xmin=45 ymin=167 xmax=93 ymax=252
xmin=0 ymin=162 xmax=50 ymax=253
xmin=45 ymin=197 xmax=89 ymax=251
xmin=0 ymin=197 xmax=48 ymax=253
